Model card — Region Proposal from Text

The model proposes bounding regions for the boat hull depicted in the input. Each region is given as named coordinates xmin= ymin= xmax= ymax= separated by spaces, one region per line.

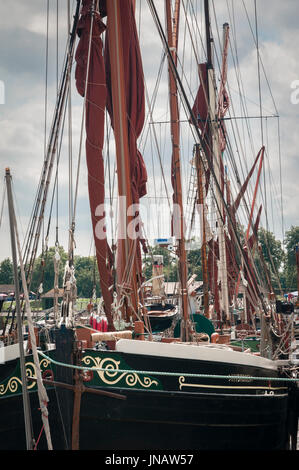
xmin=0 ymin=388 xmax=70 ymax=450
xmin=78 ymin=346 xmax=292 ymax=450
xmin=0 ymin=344 xmax=297 ymax=450
xmin=144 ymin=302 xmax=178 ymax=332
xmin=79 ymin=386 xmax=289 ymax=450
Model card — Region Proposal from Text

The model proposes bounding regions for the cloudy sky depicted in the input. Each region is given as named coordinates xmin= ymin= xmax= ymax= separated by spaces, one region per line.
xmin=0 ymin=0 xmax=298 ymax=264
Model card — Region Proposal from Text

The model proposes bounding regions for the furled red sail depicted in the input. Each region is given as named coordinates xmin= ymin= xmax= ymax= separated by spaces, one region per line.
xmin=191 ymin=63 xmax=211 ymax=192
xmin=75 ymin=0 xmax=114 ymax=330
xmin=192 ymin=63 xmax=209 ymax=136
xmin=101 ymin=0 xmax=147 ymax=287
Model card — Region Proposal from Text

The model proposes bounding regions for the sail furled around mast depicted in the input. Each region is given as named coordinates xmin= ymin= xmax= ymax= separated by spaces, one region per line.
xmin=102 ymin=0 xmax=148 ymax=285
xmin=75 ymin=0 xmax=114 ymax=329
xmin=103 ymin=0 xmax=147 ymax=202
xmin=191 ymin=63 xmax=211 ymax=193
xmin=192 ymin=63 xmax=209 ymax=137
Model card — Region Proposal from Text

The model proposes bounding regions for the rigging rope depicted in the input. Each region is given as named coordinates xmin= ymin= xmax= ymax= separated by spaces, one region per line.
xmin=147 ymin=0 xmax=275 ymax=322
xmin=72 ymin=0 xmax=96 ymax=232
xmin=37 ymin=349 xmax=299 ymax=383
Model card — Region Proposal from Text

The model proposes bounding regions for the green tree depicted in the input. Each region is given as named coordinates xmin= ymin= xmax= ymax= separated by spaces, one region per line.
xmin=257 ymin=228 xmax=285 ymax=292
xmin=0 ymin=258 xmax=13 ymax=284
xmin=258 ymin=228 xmax=284 ymax=272
xmin=74 ymin=255 xmax=101 ymax=298
xmin=283 ymin=226 xmax=299 ymax=291
xmin=187 ymin=248 xmax=202 ymax=280
xmin=30 ymin=248 xmax=104 ymax=299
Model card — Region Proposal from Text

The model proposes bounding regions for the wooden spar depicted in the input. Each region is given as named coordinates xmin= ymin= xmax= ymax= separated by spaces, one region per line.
xmin=172 ymin=0 xmax=180 ymax=52
xmin=245 ymin=147 xmax=265 ymax=241
xmin=165 ymin=0 xmax=190 ymax=342
xmin=195 ymin=145 xmax=209 ymax=317
xmin=5 ymin=168 xmax=34 ymax=450
xmin=296 ymin=244 xmax=299 ymax=308
xmin=204 ymin=0 xmax=229 ymax=321
xmin=105 ymin=0 xmax=138 ymax=320
xmin=235 ymin=146 xmax=265 ymax=298
xmin=204 ymin=0 xmax=212 ymax=68
xmin=27 ymin=371 xmax=126 ymax=451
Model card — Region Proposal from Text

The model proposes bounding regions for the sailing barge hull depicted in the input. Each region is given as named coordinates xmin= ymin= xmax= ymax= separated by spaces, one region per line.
xmin=79 ymin=385 xmax=289 ymax=451
xmin=78 ymin=345 xmax=293 ymax=450
xmin=0 ymin=340 xmax=297 ymax=450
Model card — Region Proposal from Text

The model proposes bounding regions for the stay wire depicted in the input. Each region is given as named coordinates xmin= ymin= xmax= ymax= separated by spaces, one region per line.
xmin=147 ymin=0 xmax=271 ymax=316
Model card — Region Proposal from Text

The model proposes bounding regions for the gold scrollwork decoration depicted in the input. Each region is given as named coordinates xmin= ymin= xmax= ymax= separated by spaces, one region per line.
xmin=179 ymin=376 xmax=186 ymax=390
xmin=0 ymin=377 xmax=22 ymax=396
xmin=0 ymin=358 xmax=51 ymax=396
xmin=82 ymin=355 xmax=159 ymax=389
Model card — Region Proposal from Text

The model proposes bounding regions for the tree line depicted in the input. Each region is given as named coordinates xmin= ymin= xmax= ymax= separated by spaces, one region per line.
xmin=0 ymin=226 xmax=298 ymax=298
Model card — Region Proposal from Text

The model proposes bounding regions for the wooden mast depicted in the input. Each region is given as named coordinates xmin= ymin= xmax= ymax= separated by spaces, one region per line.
xmin=5 ymin=168 xmax=34 ymax=450
xmin=204 ymin=0 xmax=229 ymax=323
xmin=296 ymin=244 xmax=299 ymax=309
xmin=165 ymin=0 xmax=190 ymax=342
xmin=105 ymin=0 xmax=138 ymax=320
xmin=195 ymin=145 xmax=209 ymax=317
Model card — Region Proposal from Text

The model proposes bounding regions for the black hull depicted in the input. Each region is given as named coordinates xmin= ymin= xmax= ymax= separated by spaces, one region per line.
xmin=147 ymin=314 xmax=177 ymax=332
xmin=0 ymin=388 xmax=70 ymax=450
xmin=78 ymin=348 xmax=294 ymax=450
xmin=145 ymin=303 xmax=178 ymax=332
xmin=0 ymin=345 xmax=298 ymax=450
xmin=79 ymin=388 xmax=289 ymax=450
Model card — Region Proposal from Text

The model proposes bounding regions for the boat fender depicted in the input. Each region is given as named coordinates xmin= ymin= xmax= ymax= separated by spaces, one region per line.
xmin=102 ymin=316 xmax=108 ymax=332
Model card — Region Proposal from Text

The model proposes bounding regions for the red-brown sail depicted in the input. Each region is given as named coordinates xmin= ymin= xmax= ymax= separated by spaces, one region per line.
xmin=191 ymin=63 xmax=211 ymax=193
xmin=101 ymin=0 xmax=147 ymax=290
xmin=75 ymin=0 xmax=114 ymax=329
xmin=192 ymin=63 xmax=209 ymax=137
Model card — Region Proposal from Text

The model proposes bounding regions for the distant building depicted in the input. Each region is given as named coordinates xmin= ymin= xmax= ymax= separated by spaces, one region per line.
xmin=41 ymin=288 xmax=64 ymax=298
xmin=0 ymin=284 xmax=15 ymax=294
xmin=41 ymin=288 xmax=64 ymax=309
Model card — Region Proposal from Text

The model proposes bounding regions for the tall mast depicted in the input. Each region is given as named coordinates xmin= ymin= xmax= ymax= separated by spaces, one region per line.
xmin=204 ymin=0 xmax=229 ymax=322
xmin=165 ymin=0 xmax=190 ymax=341
xmin=5 ymin=168 xmax=34 ymax=450
xmin=296 ymin=244 xmax=299 ymax=309
xmin=105 ymin=0 xmax=138 ymax=319
xmin=195 ymin=145 xmax=209 ymax=316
